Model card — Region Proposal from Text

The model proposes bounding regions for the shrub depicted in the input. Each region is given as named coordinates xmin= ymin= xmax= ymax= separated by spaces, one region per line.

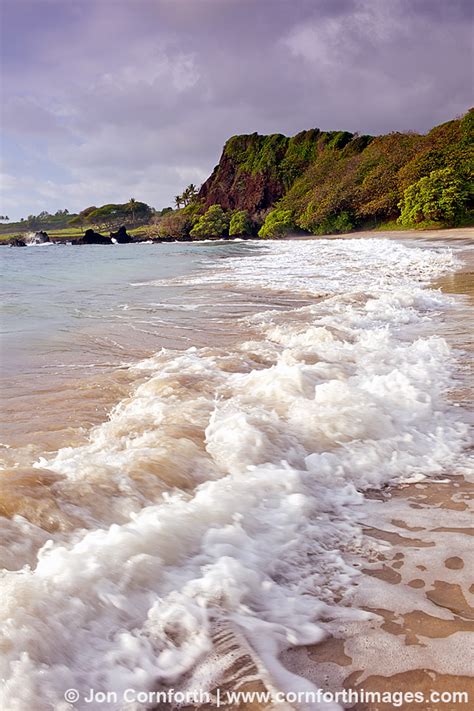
xmin=229 ymin=209 xmax=253 ymax=237
xmin=190 ymin=204 xmax=229 ymax=239
xmin=258 ymin=208 xmax=294 ymax=238
xmin=154 ymin=210 xmax=192 ymax=239
xmin=310 ymin=211 xmax=354 ymax=235
xmin=397 ymin=167 xmax=470 ymax=227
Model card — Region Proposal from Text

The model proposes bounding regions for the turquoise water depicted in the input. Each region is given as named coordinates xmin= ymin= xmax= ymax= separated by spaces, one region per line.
xmin=0 ymin=241 xmax=263 ymax=376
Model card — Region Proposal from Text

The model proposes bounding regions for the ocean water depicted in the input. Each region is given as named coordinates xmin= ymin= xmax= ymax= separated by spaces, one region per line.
xmin=0 ymin=235 xmax=472 ymax=710
xmin=0 ymin=240 xmax=268 ymax=377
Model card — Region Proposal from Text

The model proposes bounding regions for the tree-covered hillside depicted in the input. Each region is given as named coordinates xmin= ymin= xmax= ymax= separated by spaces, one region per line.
xmin=198 ymin=109 xmax=473 ymax=237
xmin=0 ymin=209 xmax=78 ymax=235
xmin=198 ymin=128 xmax=359 ymax=215
xmin=3 ymin=110 xmax=472 ymax=244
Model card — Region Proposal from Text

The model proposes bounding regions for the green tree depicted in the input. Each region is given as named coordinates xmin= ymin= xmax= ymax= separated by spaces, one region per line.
xmin=89 ymin=205 xmax=121 ymax=231
xmin=258 ymin=208 xmax=294 ymax=238
xmin=398 ymin=167 xmax=470 ymax=227
xmin=229 ymin=209 xmax=253 ymax=237
xmin=183 ymin=183 xmax=198 ymax=205
xmin=175 ymin=184 xmax=199 ymax=208
xmin=70 ymin=201 xmax=152 ymax=230
xmin=190 ymin=204 xmax=229 ymax=239
xmin=69 ymin=205 xmax=98 ymax=227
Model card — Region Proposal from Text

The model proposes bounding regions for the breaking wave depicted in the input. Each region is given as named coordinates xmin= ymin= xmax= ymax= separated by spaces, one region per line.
xmin=0 ymin=238 xmax=469 ymax=710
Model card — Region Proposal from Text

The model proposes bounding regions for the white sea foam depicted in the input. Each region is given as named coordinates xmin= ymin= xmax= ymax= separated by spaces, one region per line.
xmin=118 ymin=303 xmax=201 ymax=312
xmin=177 ymin=238 xmax=456 ymax=294
xmin=0 ymin=238 xmax=469 ymax=710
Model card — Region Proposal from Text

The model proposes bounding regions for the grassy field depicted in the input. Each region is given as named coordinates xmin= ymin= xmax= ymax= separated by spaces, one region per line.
xmin=0 ymin=225 xmax=151 ymax=242
xmin=0 ymin=228 xmax=82 ymax=241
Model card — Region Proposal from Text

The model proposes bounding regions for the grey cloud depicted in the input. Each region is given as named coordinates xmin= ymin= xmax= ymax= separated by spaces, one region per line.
xmin=0 ymin=0 xmax=472 ymax=219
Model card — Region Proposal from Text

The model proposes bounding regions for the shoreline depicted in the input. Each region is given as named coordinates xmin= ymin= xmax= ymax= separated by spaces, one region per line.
xmin=283 ymin=226 xmax=474 ymax=242
xmin=281 ymin=242 xmax=474 ymax=710
xmin=1 ymin=225 xmax=473 ymax=247
xmin=177 ymin=242 xmax=474 ymax=709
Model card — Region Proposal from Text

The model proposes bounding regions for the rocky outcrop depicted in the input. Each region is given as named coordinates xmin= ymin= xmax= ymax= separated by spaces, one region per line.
xmin=8 ymin=238 xmax=26 ymax=247
xmin=80 ymin=229 xmax=112 ymax=245
xmin=199 ymin=150 xmax=285 ymax=212
xmin=110 ymin=226 xmax=134 ymax=243
xmin=198 ymin=129 xmax=355 ymax=213
xmin=26 ymin=231 xmax=50 ymax=244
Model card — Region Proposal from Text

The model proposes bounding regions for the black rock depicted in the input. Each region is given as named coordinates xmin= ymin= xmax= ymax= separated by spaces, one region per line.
xmin=110 ymin=226 xmax=134 ymax=243
xmin=80 ymin=229 xmax=112 ymax=245
xmin=9 ymin=238 xmax=27 ymax=247
xmin=26 ymin=231 xmax=50 ymax=244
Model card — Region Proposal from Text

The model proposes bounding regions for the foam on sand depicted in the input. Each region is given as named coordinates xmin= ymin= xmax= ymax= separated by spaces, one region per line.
xmin=0 ymin=238 xmax=470 ymax=710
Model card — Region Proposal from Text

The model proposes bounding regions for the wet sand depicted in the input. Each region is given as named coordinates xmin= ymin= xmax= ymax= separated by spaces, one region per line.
xmin=288 ymin=474 xmax=474 ymax=710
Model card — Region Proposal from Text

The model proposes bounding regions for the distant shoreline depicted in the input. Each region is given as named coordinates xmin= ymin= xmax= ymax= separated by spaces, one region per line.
xmin=2 ymin=225 xmax=473 ymax=248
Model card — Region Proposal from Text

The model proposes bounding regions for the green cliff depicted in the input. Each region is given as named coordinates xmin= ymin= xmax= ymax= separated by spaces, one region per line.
xmin=198 ymin=109 xmax=473 ymax=235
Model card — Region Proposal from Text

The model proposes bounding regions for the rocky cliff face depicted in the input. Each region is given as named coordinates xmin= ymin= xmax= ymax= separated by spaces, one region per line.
xmin=198 ymin=128 xmax=362 ymax=213
xmin=199 ymin=151 xmax=283 ymax=212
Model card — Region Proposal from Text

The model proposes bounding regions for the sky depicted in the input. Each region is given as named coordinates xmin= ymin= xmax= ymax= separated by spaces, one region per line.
xmin=1 ymin=0 xmax=472 ymax=220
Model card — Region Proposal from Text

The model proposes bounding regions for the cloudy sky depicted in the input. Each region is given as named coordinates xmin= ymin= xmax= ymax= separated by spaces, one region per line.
xmin=1 ymin=0 xmax=472 ymax=220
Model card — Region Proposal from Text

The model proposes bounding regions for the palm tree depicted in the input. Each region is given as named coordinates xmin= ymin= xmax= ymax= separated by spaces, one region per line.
xmin=181 ymin=187 xmax=190 ymax=206
xmin=128 ymin=197 xmax=137 ymax=223
xmin=185 ymin=184 xmax=198 ymax=205
xmin=174 ymin=195 xmax=182 ymax=209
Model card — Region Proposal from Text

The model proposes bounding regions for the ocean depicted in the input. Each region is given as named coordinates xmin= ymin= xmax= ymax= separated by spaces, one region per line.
xmin=0 ymin=233 xmax=472 ymax=710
